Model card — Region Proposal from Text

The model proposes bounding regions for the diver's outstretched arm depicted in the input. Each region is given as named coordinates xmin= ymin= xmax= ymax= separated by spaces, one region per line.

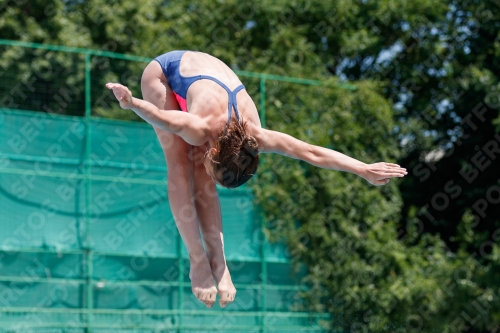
xmin=256 ymin=128 xmax=407 ymax=186
xmin=106 ymin=83 xmax=209 ymax=145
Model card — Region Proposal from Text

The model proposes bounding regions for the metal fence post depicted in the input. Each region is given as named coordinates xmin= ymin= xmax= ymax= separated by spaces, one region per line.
xmin=260 ymin=226 xmax=268 ymax=333
xmin=84 ymin=52 xmax=93 ymax=333
xmin=260 ymin=78 xmax=266 ymax=129
xmin=259 ymin=76 xmax=268 ymax=333
xmin=178 ymin=233 xmax=184 ymax=333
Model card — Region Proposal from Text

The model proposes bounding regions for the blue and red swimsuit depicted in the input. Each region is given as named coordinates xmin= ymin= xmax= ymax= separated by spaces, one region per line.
xmin=154 ymin=51 xmax=245 ymax=124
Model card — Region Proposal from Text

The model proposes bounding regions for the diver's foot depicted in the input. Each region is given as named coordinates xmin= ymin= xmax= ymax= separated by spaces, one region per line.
xmin=189 ymin=253 xmax=217 ymax=308
xmin=210 ymin=260 xmax=236 ymax=308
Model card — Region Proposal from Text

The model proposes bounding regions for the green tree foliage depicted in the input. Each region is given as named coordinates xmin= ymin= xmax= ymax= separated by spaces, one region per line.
xmin=1 ymin=0 xmax=499 ymax=331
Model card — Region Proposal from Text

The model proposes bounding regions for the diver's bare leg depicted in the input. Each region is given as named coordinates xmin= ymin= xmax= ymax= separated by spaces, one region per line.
xmin=141 ymin=61 xmax=216 ymax=308
xmin=192 ymin=145 xmax=236 ymax=308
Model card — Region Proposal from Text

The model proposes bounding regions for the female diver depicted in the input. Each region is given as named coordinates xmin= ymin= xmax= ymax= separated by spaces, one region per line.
xmin=105 ymin=50 xmax=407 ymax=309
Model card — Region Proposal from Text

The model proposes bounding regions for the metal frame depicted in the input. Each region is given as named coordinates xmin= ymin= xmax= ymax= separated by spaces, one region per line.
xmin=0 ymin=39 xmax=350 ymax=332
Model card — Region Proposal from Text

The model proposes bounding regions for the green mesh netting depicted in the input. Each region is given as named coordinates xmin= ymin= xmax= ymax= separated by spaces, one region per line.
xmin=0 ymin=109 xmax=325 ymax=332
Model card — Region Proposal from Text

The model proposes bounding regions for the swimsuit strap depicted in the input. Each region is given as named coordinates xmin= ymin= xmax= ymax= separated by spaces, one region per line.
xmin=198 ymin=75 xmax=245 ymax=125
xmin=228 ymin=85 xmax=246 ymax=123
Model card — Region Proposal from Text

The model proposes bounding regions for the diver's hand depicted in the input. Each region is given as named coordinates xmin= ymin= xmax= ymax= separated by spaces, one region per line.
xmin=360 ymin=162 xmax=407 ymax=186
xmin=106 ymin=83 xmax=133 ymax=109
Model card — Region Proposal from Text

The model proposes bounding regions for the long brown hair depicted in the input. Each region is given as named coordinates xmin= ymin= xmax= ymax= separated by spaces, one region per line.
xmin=206 ymin=117 xmax=259 ymax=188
